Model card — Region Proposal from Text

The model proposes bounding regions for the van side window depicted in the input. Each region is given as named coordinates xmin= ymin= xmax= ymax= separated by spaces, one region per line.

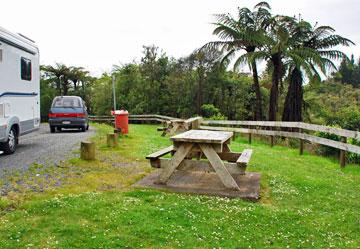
xmin=21 ymin=57 xmax=32 ymax=81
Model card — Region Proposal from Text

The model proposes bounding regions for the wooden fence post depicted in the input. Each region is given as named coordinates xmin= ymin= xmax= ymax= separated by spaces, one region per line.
xmin=248 ymin=125 xmax=252 ymax=144
xmin=299 ymin=128 xmax=304 ymax=155
xmin=340 ymin=136 xmax=347 ymax=168
xmin=232 ymin=125 xmax=236 ymax=141
xmin=107 ymin=133 xmax=118 ymax=148
xmin=81 ymin=141 xmax=95 ymax=160
xmin=191 ymin=117 xmax=202 ymax=129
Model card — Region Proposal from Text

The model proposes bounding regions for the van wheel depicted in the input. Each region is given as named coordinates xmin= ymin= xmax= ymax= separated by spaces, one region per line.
xmin=0 ymin=127 xmax=18 ymax=154
xmin=50 ymin=126 xmax=56 ymax=133
xmin=81 ymin=126 xmax=86 ymax=132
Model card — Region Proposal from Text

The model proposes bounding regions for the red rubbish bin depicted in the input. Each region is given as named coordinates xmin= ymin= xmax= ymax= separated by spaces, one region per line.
xmin=112 ymin=110 xmax=129 ymax=134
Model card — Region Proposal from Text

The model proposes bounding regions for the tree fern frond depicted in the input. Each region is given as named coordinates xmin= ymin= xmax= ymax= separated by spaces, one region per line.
xmin=314 ymin=35 xmax=355 ymax=49
xmin=254 ymin=1 xmax=271 ymax=10
xmin=318 ymin=50 xmax=348 ymax=60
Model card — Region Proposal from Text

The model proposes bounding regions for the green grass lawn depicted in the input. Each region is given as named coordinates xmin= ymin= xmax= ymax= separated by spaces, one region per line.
xmin=0 ymin=124 xmax=359 ymax=248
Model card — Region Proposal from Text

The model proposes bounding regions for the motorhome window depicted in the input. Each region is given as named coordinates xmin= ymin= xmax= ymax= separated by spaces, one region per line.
xmin=52 ymin=98 xmax=81 ymax=108
xmin=21 ymin=57 xmax=32 ymax=81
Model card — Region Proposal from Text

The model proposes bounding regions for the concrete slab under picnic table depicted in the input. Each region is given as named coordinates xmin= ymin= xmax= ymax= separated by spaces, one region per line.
xmin=134 ymin=170 xmax=261 ymax=201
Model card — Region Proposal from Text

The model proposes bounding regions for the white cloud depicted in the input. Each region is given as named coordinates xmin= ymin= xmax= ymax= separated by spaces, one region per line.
xmin=1 ymin=0 xmax=358 ymax=76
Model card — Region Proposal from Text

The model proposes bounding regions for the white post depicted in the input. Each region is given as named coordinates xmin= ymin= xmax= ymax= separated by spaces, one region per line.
xmin=112 ymin=75 xmax=116 ymax=111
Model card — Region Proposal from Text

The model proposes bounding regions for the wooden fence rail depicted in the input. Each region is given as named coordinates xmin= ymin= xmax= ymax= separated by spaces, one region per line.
xmin=89 ymin=114 xmax=177 ymax=124
xmin=201 ymin=120 xmax=360 ymax=167
xmin=202 ymin=120 xmax=360 ymax=140
xmin=88 ymin=115 xmax=359 ymax=167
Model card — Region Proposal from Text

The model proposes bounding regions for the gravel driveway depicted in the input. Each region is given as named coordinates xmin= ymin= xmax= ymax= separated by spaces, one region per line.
xmin=0 ymin=123 xmax=95 ymax=175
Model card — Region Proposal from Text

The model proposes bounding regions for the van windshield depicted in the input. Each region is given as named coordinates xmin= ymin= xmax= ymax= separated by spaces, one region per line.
xmin=52 ymin=98 xmax=81 ymax=108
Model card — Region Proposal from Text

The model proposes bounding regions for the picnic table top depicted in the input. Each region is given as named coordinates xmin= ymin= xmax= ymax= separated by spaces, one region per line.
xmin=170 ymin=130 xmax=233 ymax=144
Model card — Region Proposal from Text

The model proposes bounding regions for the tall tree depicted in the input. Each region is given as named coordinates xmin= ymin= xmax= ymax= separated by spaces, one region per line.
xmin=68 ymin=66 xmax=88 ymax=92
xmin=282 ymin=21 xmax=354 ymax=121
xmin=41 ymin=63 xmax=69 ymax=95
xmin=187 ymin=50 xmax=222 ymax=115
xmin=202 ymin=1 xmax=271 ymax=120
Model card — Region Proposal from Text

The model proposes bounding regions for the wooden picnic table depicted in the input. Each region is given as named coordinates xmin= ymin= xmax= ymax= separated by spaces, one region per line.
xmin=147 ymin=130 xmax=253 ymax=191
xmin=158 ymin=117 xmax=203 ymax=136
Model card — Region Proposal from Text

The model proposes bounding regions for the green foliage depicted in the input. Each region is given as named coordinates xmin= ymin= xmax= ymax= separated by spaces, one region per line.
xmin=200 ymin=104 xmax=226 ymax=120
xmin=40 ymin=64 xmax=95 ymax=120
xmin=200 ymin=104 xmax=220 ymax=118
xmin=88 ymin=46 xmax=256 ymax=120
xmin=335 ymin=55 xmax=360 ymax=88
xmin=305 ymin=82 xmax=360 ymax=163
xmin=304 ymin=82 xmax=360 ymax=130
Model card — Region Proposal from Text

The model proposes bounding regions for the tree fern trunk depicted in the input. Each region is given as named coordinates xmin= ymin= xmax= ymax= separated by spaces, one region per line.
xmin=251 ymin=61 xmax=263 ymax=120
xmin=282 ymin=68 xmax=303 ymax=122
xmin=269 ymin=55 xmax=282 ymax=121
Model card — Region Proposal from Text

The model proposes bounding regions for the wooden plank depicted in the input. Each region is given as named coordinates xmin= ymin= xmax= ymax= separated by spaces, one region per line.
xmin=157 ymin=143 xmax=193 ymax=184
xmin=184 ymin=117 xmax=203 ymax=129
xmin=200 ymin=126 xmax=360 ymax=154
xmin=201 ymin=120 xmax=360 ymax=140
xmin=129 ymin=118 xmax=164 ymax=123
xmin=199 ymin=144 xmax=240 ymax=190
xmin=299 ymin=123 xmax=360 ymax=140
xmin=158 ymin=158 xmax=247 ymax=175
xmin=202 ymin=120 xmax=302 ymax=128
xmin=186 ymin=151 xmax=241 ymax=162
xmin=146 ymin=145 xmax=174 ymax=159
xmin=302 ymin=133 xmax=360 ymax=154
xmin=171 ymin=130 xmax=233 ymax=144
xmin=237 ymin=149 xmax=253 ymax=166
xmin=173 ymin=142 xmax=223 ymax=153
xmin=200 ymin=126 xmax=299 ymax=137
xmin=129 ymin=114 xmax=177 ymax=120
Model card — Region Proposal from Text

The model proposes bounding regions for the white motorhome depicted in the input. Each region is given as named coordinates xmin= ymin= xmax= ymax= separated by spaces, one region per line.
xmin=0 ymin=26 xmax=40 ymax=154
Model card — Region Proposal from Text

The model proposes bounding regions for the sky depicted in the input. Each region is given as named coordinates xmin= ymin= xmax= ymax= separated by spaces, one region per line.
xmin=1 ymin=0 xmax=359 ymax=76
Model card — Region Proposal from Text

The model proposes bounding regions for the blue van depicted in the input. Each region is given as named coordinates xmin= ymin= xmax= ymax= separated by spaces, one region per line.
xmin=48 ymin=96 xmax=89 ymax=133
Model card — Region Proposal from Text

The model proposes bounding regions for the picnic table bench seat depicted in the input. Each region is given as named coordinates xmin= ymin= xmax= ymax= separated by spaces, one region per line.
xmin=146 ymin=146 xmax=253 ymax=174
xmin=236 ymin=149 xmax=253 ymax=166
xmin=146 ymin=145 xmax=174 ymax=168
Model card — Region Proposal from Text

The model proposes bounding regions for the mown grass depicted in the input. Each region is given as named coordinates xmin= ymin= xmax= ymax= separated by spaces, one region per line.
xmin=0 ymin=124 xmax=359 ymax=248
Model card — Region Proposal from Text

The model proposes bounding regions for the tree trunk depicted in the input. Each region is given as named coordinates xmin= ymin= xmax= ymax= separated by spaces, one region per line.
xmin=251 ymin=61 xmax=263 ymax=120
xmin=62 ymin=78 xmax=69 ymax=96
xmin=282 ymin=68 xmax=303 ymax=122
xmin=196 ymin=67 xmax=204 ymax=115
xmin=56 ymin=76 xmax=62 ymax=95
xmin=268 ymin=55 xmax=282 ymax=121
xmin=73 ymin=80 xmax=78 ymax=91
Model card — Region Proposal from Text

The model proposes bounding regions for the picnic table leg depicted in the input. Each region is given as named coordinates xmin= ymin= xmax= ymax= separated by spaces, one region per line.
xmin=157 ymin=143 xmax=193 ymax=184
xmin=199 ymin=144 xmax=240 ymax=191
xmin=169 ymin=123 xmax=180 ymax=136
xmin=223 ymin=144 xmax=232 ymax=152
